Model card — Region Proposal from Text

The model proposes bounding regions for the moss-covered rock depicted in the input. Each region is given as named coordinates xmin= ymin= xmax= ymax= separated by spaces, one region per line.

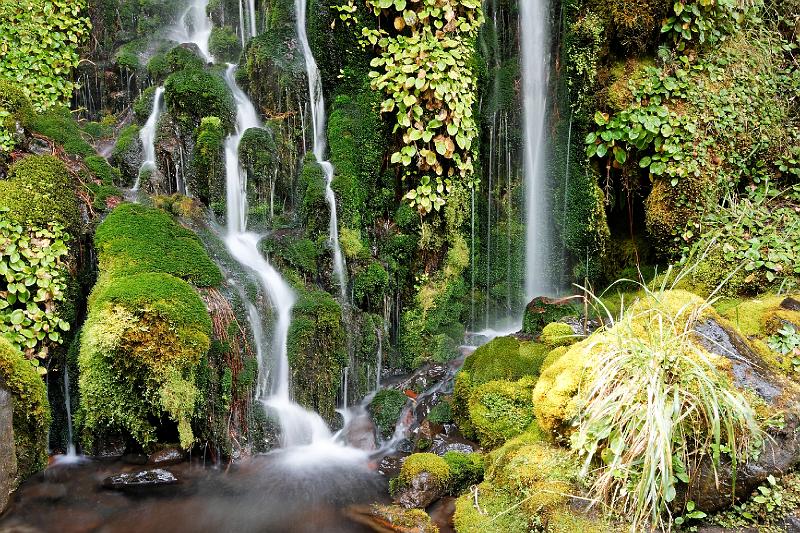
xmin=148 ymin=45 xmax=206 ymax=83
xmin=209 ymin=26 xmax=242 ymax=63
xmin=27 ymin=106 xmax=94 ymax=158
xmin=522 ymin=296 xmax=580 ymax=337
xmin=191 ymin=116 xmax=225 ymax=204
xmin=286 ymin=289 xmax=347 ymax=422
xmin=540 ymin=322 xmax=577 ymax=348
xmin=164 ymin=68 xmax=235 ymax=132
xmin=0 ymin=337 xmax=50 ymax=481
xmin=366 ymin=504 xmax=438 ymax=532
xmin=443 ymin=451 xmax=484 ymax=495
xmin=0 ymin=155 xmax=79 ymax=234
xmin=394 ymin=452 xmax=452 ymax=508
xmin=467 ymin=378 xmax=537 ymax=448
xmin=369 ymin=388 xmax=407 ymax=438
xmin=94 ymin=203 xmax=222 ymax=287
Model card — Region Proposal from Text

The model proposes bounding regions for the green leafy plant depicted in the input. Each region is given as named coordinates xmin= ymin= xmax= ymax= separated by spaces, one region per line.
xmin=0 ymin=212 xmax=71 ymax=369
xmin=768 ymin=324 xmax=800 ymax=371
xmin=661 ymin=0 xmax=755 ymax=50
xmin=0 ymin=0 xmax=91 ymax=111
xmin=334 ymin=0 xmax=483 ymax=214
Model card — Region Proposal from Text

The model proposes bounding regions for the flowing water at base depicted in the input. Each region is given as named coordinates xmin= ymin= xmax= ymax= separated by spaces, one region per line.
xmin=0 ymin=457 xmax=386 ymax=533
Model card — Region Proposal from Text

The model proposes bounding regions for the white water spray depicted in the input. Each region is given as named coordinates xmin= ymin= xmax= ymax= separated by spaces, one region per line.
xmin=521 ymin=0 xmax=553 ymax=299
xmin=135 ymin=86 xmax=165 ymax=192
xmin=171 ymin=0 xmax=214 ymax=62
xmin=294 ymin=0 xmax=347 ymax=300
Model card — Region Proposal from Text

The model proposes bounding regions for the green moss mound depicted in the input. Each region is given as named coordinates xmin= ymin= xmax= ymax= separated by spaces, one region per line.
xmin=80 ymin=272 xmax=212 ymax=449
xmin=467 ymin=378 xmax=537 ymax=448
xmin=209 ymin=26 xmax=242 ymax=63
xmin=540 ymin=322 xmax=577 ymax=347
xmin=27 ymin=107 xmax=94 ymax=157
xmin=443 ymin=451 xmax=484 ymax=495
xmin=0 ymin=155 xmax=79 ymax=233
xmin=399 ymin=453 xmax=451 ymax=490
xmin=369 ymin=388 xmax=407 ymax=438
xmin=286 ymin=290 xmax=347 ymax=422
xmin=164 ymin=68 xmax=235 ymax=131
xmin=192 ymin=116 xmax=226 ymax=204
xmin=148 ymin=46 xmax=206 ymax=82
xmin=94 ymin=203 xmax=222 ymax=287
xmin=0 ymin=336 xmax=50 ymax=480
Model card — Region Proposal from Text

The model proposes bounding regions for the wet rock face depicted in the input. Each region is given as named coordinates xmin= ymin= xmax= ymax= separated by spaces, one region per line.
xmin=102 ymin=469 xmax=178 ymax=492
xmin=781 ymin=297 xmax=800 ymax=312
xmin=686 ymin=317 xmax=800 ymax=512
xmin=148 ymin=447 xmax=186 ymax=466
xmin=0 ymin=386 xmax=17 ymax=514
xmin=394 ymin=471 xmax=445 ymax=509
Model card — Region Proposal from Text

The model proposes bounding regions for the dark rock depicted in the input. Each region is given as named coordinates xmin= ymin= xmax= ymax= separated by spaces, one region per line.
xmin=678 ymin=318 xmax=800 ymax=513
xmin=781 ymin=297 xmax=800 ymax=312
xmin=121 ymin=453 xmax=148 ymax=465
xmin=0 ymin=386 xmax=17 ymax=514
xmin=785 ymin=513 xmax=800 ymax=533
xmin=339 ymin=411 xmax=378 ymax=452
xmin=395 ymin=439 xmax=415 ymax=454
xmin=24 ymin=482 xmax=68 ymax=502
xmin=377 ymin=454 xmax=408 ymax=478
xmin=522 ymin=295 xmax=582 ymax=337
xmin=102 ymin=469 xmax=179 ymax=492
xmin=694 ymin=318 xmax=790 ymax=404
xmin=92 ymin=436 xmax=126 ymax=460
xmin=394 ymin=471 xmax=445 ymax=509
xmin=429 ymin=433 xmax=476 ymax=456
xmin=147 ymin=447 xmax=186 ymax=466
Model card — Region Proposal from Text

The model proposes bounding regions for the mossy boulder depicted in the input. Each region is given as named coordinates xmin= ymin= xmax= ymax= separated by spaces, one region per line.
xmin=369 ymin=388 xmax=407 ymax=438
xmin=79 ymin=272 xmax=212 ymax=450
xmin=286 ymin=290 xmax=347 ymax=423
xmin=164 ymin=68 xmax=235 ymax=132
xmin=540 ymin=322 xmax=577 ymax=347
xmin=111 ymin=124 xmax=142 ymax=184
xmin=366 ymin=505 xmax=438 ymax=532
xmin=191 ymin=116 xmax=226 ymax=204
xmin=467 ymin=378 xmax=537 ymax=448
xmin=0 ymin=155 xmax=79 ymax=234
xmin=209 ymin=26 xmax=242 ymax=63
xmin=0 ymin=337 xmax=50 ymax=481
xmin=452 ymin=336 xmax=547 ymax=437
xmin=522 ymin=296 xmax=580 ymax=337
xmin=148 ymin=45 xmax=206 ymax=82
xmin=394 ymin=453 xmax=451 ymax=509
xmin=94 ymin=203 xmax=222 ymax=287
xmin=27 ymin=107 xmax=94 ymax=158
xmin=443 ymin=451 xmax=484 ymax=495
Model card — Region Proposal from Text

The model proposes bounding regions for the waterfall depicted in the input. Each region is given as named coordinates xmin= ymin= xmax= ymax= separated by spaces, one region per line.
xmin=294 ymin=0 xmax=347 ymax=300
xmin=171 ymin=0 xmax=214 ymax=62
xmin=63 ymin=368 xmax=76 ymax=458
xmin=521 ymin=0 xmax=553 ymax=299
xmin=221 ymin=65 xmax=332 ymax=447
xmin=135 ymin=86 xmax=165 ymax=192
xmin=247 ymin=0 xmax=257 ymax=38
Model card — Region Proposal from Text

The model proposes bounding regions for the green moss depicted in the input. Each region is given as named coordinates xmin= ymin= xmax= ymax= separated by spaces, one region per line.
xmin=339 ymin=226 xmax=365 ymax=259
xmin=468 ymin=378 xmax=537 ymax=448
xmin=522 ymin=298 xmax=579 ymax=337
xmin=133 ymin=86 xmax=156 ymax=123
xmin=95 ymin=203 xmax=222 ymax=287
xmin=0 ymin=155 xmax=79 ymax=233
xmin=0 ymin=336 xmax=50 ymax=480
xmin=353 ymin=262 xmax=389 ymax=309
xmin=443 ymin=451 xmax=484 ymax=495
xmin=27 ymin=106 xmax=94 ymax=157
xmin=368 ymin=505 xmax=438 ymax=532
xmin=191 ymin=116 xmax=225 ymax=204
xmin=541 ymin=346 xmax=569 ymax=372
xmin=113 ymin=124 xmax=140 ymax=159
xmin=148 ymin=45 xmax=205 ymax=82
xmin=84 ymin=155 xmax=121 ymax=186
xmin=298 ymin=156 xmax=328 ymax=238
xmin=540 ymin=322 xmax=577 ymax=348
xmin=460 ymin=336 xmax=545 ymax=387
xmin=369 ymin=388 xmax=407 ymax=438
xmin=286 ymin=290 xmax=347 ymax=422
xmin=209 ymin=26 xmax=242 ymax=63
xmin=453 ymin=482 xmax=529 ymax=533
xmin=164 ymin=68 xmax=235 ymax=132
xmin=399 ymin=453 xmax=451 ymax=490
xmin=427 ymin=400 xmax=452 ymax=424
xmin=80 ymin=272 xmax=212 ymax=450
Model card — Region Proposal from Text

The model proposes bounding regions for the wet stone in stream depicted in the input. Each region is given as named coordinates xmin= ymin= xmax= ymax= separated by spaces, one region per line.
xmin=102 ymin=469 xmax=179 ymax=492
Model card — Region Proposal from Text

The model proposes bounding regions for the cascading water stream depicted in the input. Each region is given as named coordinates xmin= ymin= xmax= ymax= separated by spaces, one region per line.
xmin=171 ymin=0 xmax=214 ymax=62
xmin=294 ymin=0 xmax=347 ymax=300
xmin=521 ymin=0 xmax=553 ymax=299
xmin=62 ymin=369 xmax=76 ymax=458
xmin=134 ymin=86 xmax=165 ymax=192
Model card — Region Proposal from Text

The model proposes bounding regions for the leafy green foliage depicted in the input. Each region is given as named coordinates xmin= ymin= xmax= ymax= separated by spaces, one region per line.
xmin=0 ymin=336 xmax=50 ymax=480
xmin=0 ymin=0 xmax=91 ymax=111
xmin=369 ymin=388 xmax=407 ymax=437
xmin=705 ymin=472 xmax=800 ymax=529
xmin=768 ymin=324 xmax=800 ymax=371
xmin=661 ymin=0 xmax=754 ymax=50
xmin=0 ymin=214 xmax=71 ymax=365
xmin=94 ymin=203 xmax=222 ymax=287
xmin=334 ymin=0 xmax=484 ymax=214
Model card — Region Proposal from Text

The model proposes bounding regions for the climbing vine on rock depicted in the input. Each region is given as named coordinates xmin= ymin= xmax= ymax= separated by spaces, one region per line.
xmin=0 ymin=0 xmax=91 ymax=111
xmin=0 ymin=211 xmax=71 ymax=370
xmin=334 ymin=0 xmax=484 ymax=215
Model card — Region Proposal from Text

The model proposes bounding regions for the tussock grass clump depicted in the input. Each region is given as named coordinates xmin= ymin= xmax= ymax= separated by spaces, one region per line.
xmin=571 ymin=283 xmax=762 ymax=530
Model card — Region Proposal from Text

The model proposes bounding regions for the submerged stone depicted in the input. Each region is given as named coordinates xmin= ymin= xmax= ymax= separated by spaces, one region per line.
xmin=102 ymin=469 xmax=178 ymax=492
